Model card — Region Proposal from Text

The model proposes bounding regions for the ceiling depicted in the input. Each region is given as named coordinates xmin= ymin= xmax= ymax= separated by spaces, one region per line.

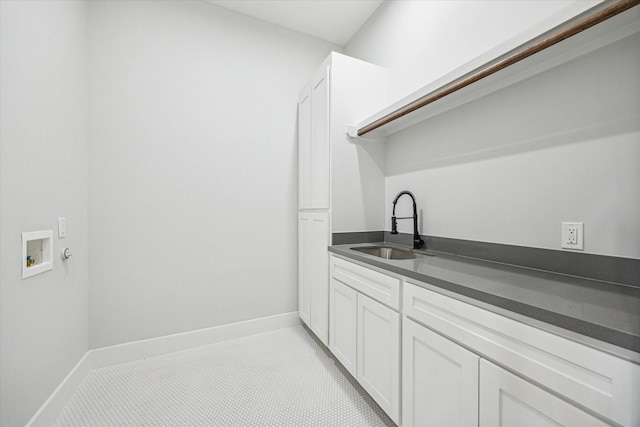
xmin=206 ymin=0 xmax=384 ymax=46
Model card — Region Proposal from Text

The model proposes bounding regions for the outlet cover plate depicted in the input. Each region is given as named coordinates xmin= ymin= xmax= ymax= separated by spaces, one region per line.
xmin=562 ymin=222 xmax=584 ymax=250
xmin=58 ymin=217 xmax=66 ymax=238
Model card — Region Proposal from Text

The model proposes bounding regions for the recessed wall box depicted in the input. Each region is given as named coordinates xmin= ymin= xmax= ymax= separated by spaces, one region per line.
xmin=22 ymin=230 xmax=53 ymax=279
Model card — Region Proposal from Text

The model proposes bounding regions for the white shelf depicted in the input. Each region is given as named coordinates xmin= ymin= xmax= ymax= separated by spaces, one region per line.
xmin=348 ymin=2 xmax=640 ymax=140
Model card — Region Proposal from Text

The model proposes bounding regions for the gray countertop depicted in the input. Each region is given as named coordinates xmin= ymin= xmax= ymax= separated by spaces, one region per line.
xmin=329 ymin=243 xmax=640 ymax=361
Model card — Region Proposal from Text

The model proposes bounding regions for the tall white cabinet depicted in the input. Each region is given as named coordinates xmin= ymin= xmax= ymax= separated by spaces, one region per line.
xmin=297 ymin=53 xmax=386 ymax=346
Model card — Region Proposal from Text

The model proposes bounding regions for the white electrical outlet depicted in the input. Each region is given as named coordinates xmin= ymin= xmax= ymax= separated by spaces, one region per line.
xmin=562 ymin=222 xmax=584 ymax=250
xmin=567 ymin=226 xmax=578 ymax=244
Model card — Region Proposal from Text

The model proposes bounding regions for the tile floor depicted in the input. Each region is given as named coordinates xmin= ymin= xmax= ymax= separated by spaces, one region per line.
xmin=55 ymin=325 xmax=394 ymax=426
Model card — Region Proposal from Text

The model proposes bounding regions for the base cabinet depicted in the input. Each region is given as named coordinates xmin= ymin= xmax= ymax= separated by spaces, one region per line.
xmin=403 ymin=316 xmax=613 ymax=427
xmin=404 ymin=281 xmax=639 ymax=426
xmin=329 ymin=256 xmax=400 ymax=424
xmin=402 ymin=317 xmax=479 ymax=427
xmin=327 ymin=260 xmax=638 ymax=427
xmin=479 ymin=360 xmax=610 ymax=426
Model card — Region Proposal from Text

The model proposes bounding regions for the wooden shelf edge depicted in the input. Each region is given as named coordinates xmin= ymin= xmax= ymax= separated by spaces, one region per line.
xmin=353 ymin=0 xmax=640 ymax=141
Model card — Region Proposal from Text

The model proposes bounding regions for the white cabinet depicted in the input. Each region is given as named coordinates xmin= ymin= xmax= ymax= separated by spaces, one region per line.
xmin=298 ymin=65 xmax=329 ymax=210
xmin=297 ymin=53 xmax=386 ymax=347
xmin=297 ymin=213 xmax=311 ymax=326
xmin=479 ymin=359 xmax=609 ymax=427
xmin=329 ymin=278 xmax=357 ymax=376
xmin=404 ymin=281 xmax=640 ymax=427
xmin=326 ymin=256 xmax=640 ymax=426
xmin=329 ymin=255 xmax=400 ymax=424
xmin=297 ymin=85 xmax=312 ymax=210
xmin=298 ymin=212 xmax=329 ymax=345
xmin=404 ymin=314 xmax=605 ymax=427
xmin=402 ymin=317 xmax=479 ymax=427
xmin=357 ymin=293 xmax=400 ymax=423
xmin=297 ymin=52 xmax=387 ymax=230
xmin=326 ymin=257 xmax=639 ymax=426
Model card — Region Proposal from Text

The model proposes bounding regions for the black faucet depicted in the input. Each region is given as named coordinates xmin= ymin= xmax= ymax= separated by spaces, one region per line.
xmin=390 ymin=191 xmax=424 ymax=250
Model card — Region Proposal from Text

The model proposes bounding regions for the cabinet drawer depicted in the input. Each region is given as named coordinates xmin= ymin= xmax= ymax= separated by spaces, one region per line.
xmin=330 ymin=255 xmax=400 ymax=310
xmin=404 ymin=281 xmax=640 ymax=427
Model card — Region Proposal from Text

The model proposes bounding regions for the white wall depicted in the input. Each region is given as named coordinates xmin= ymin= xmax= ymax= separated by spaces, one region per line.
xmin=347 ymin=0 xmax=603 ymax=104
xmin=88 ymin=1 xmax=340 ymax=348
xmin=347 ymin=1 xmax=640 ymax=259
xmin=329 ymin=53 xmax=387 ymax=233
xmin=0 ymin=1 xmax=90 ymax=426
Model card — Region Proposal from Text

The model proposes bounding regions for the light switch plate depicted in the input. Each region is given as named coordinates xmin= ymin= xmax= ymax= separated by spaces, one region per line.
xmin=561 ymin=222 xmax=583 ymax=250
xmin=58 ymin=217 xmax=66 ymax=238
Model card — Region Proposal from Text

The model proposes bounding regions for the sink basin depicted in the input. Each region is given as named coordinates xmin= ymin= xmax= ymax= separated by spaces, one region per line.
xmin=351 ymin=246 xmax=430 ymax=260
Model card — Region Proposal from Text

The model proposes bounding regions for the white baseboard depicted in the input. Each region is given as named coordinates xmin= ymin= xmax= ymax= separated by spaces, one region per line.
xmin=26 ymin=311 xmax=300 ymax=426
xmin=26 ymin=351 xmax=92 ymax=427
xmin=91 ymin=311 xmax=300 ymax=369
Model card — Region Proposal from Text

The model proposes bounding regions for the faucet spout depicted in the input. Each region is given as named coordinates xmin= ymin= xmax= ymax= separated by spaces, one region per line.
xmin=391 ymin=191 xmax=424 ymax=250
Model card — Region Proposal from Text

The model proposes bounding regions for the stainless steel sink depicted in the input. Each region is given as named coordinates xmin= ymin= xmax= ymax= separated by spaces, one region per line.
xmin=351 ymin=246 xmax=430 ymax=260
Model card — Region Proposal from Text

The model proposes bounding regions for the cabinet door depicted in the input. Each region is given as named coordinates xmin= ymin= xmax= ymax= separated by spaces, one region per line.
xmin=297 ymin=213 xmax=311 ymax=326
xmin=298 ymin=212 xmax=329 ymax=343
xmin=480 ymin=360 xmax=610 ymax=427
xmin=308 ymin=212 xmax=329 ymax=345
xmin=357 ymin=294 xmax=400 ymax=424
xmin=310 ymin=65 xmax=329 ymax=209
xmin=402 ymin=317 xmax=479 ymax=427
xmin=329 ymin=278 xmax=357 ymax=377
xmin=298 ymin=86 xmax=312 ymax=209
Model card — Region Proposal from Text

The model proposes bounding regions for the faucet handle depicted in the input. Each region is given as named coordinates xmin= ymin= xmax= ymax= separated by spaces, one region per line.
xmin=391 ymin=216 xmax=398 ymax=234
